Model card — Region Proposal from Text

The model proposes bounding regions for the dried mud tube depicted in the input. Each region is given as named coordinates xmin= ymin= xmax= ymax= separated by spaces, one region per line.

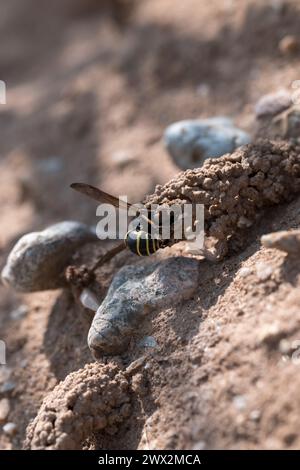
xmin=24 ymin=363 xmax=131 ymax=450
xmin=145 ymin=139 xmax=300 ymax=258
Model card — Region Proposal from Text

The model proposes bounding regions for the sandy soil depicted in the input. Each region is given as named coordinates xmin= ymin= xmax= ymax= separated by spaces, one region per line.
xmin=1 ymin=0 xmax=300 ymax=450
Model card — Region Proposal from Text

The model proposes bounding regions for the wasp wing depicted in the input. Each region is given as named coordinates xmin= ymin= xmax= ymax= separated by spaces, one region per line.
xmin=71 ymin=183 xmax=132 ymax=211
xmin=71 ymin=182 xmax=159 ymax=233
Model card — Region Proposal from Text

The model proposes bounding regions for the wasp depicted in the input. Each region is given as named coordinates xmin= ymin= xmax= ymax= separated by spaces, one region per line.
xmin=68 ymin=183 xmax=205 ymax=287
xmin=70 ymin=183 xmax=172 ymax=266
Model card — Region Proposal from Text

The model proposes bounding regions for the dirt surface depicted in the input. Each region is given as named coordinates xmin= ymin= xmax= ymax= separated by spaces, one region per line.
xmin=2 ymin=0 xmax=300 ymax=450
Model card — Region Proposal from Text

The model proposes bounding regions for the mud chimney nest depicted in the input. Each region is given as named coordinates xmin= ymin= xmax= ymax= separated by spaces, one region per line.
xmin=144 ymin=139 xmax=300 ymax=258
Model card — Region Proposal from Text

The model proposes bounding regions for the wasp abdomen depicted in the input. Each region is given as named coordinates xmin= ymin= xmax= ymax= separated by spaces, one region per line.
xmin=125 ymin=230 xmax=160 ymax=256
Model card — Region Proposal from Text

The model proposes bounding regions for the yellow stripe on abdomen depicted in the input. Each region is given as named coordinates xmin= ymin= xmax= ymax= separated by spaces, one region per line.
xmin=145 ymin=235 xmax=151 ymax=256
xmin=136 ymin=231 xmax=142 ymax=256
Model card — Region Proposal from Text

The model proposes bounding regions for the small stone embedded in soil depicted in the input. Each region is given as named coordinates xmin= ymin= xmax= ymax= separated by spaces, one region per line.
xmin=232 ymin=395 xmax=247 ymax=411
xmin=255 ymin=89 xmax=292 ymax=118
xmin=0 ymin=398 xmax=10 ymax=422
xmin=0 ymin=367 xmax=12 ymax=384
xmin=1 ymin=221 xmax=97 ymax=292
xmin=10 ymin=304 xmax=28 ymax=320
xmin=2 ymin=422 xmax=17 ymax=437
xmin=88 ymin=257 xmax=200 ymax=357
xmin=258 ymin=323 xmax=282 ymax=346
xmin=278 ymin=35 xmax=299 ymax=55
xmin=124 ymin=356 xmax=147 ymax=377
xmin=255 ymin=262 xmax=273 ymax=281
xmin=111 ymin=150 xmax=136 ymax=168
xmin=37 ymin=156 xmax=63 ymax=174
xmin=279 ymin=338 xmax=291 ymax=354
xmin=239 ymin=267 xmax=252 ymax=278
xmin=0 ymin=381 xmax=16 ymax=394
xmin=261 ymin=229 xmax=300 ymax=256
xmin=249 ymin=409 xmax=261 ymax=422
xmin=138 ymin=336 xmax=159 ymax=349
xmin=79 ymin=288 xmax=100 ymax=312
xmin=192 ymin=440 xmax=206 ymax=450
xmin=164 ymin=117 xmax=251 ymax=170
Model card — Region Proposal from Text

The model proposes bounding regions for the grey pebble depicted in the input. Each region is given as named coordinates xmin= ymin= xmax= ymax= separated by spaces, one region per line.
xmin=2 ymin=422 xmax=17 ymax=437
xmin=79 ymin=288 xmax=100 ymax=312
xmin=164 ymin=117 xmax=251 ymax=170
xmin=239 ymin=267 xmax=252 ymax=278
xmin=0 ymin=381 xmax=16 ymax=394
xmin=88 ymin=256 xmax=200 ymax=357
xmin=192 ymin=440 xmax=206 ymax=450
xmin=111 ymin=150 xmax=136 ymax=168
xmin=138 ymin=336 xmax=158 ymax=349
xmin=255 ymin=89 xmax=292 ymax=118
xmin=258 ymin=323 xmax=281 ymax=346
xmin=232 ymin=395 xmax=247 ymax=411
xmin=37 ymin=156 xmax=64 ymax=174
xmin=255 ymin=262 xmax=273 ymax=281
xmin=249 ymin=409 xmax=261 ymax=422
xmin=10 ymin=304 xmax=28 ymax=320
xmin=1 ymin=221 xmax=97 ymax=292
xmin=0 ymin=367 xmax=12 ymax=384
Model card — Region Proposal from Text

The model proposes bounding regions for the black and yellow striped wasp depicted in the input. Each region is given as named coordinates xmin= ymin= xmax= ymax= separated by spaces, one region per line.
xmin=71 ymin=183 xmax=166 ymax=260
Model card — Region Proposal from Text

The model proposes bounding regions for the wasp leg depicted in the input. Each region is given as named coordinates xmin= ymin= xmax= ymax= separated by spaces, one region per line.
xmin=91 ymin=242 xmax=126 ymax=273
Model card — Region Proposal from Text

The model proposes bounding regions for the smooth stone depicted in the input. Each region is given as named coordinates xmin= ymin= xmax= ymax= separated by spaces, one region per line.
xmin=278 ymin=35 xmax=299 ymax=55
xmin=88 ymin=256 xmax=200 ymax=357
xmin=10 ymin=304 xmax=28 ymax=320
xmin=232 ymin=395 xmax=247 ymax=411
xmin=37 ymin=156 xmax=63 ymax=174
xmin=111 ymin=150 xmax=136 ymax=168
xmin=0 ymin=381 xmax=16 ymax=394
xmin=79 ymin=288 xmax=100 ymax=312
xmin=255 ymin=262 xmax=273 ymax=281
xmin=164 ymin=117 xmax=251 ymax=170
xmin=255 ymin=89 xmax=292 ymax=118
xmin=2 ymin=422 xmax=17 ymax=437
xmin=138 ymin=336 xmax=158 ymax=349
xmin=0 ymin=367 xmax=12 ymax=384
xmin=1 ymin=221 xmax=97 ymax=292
